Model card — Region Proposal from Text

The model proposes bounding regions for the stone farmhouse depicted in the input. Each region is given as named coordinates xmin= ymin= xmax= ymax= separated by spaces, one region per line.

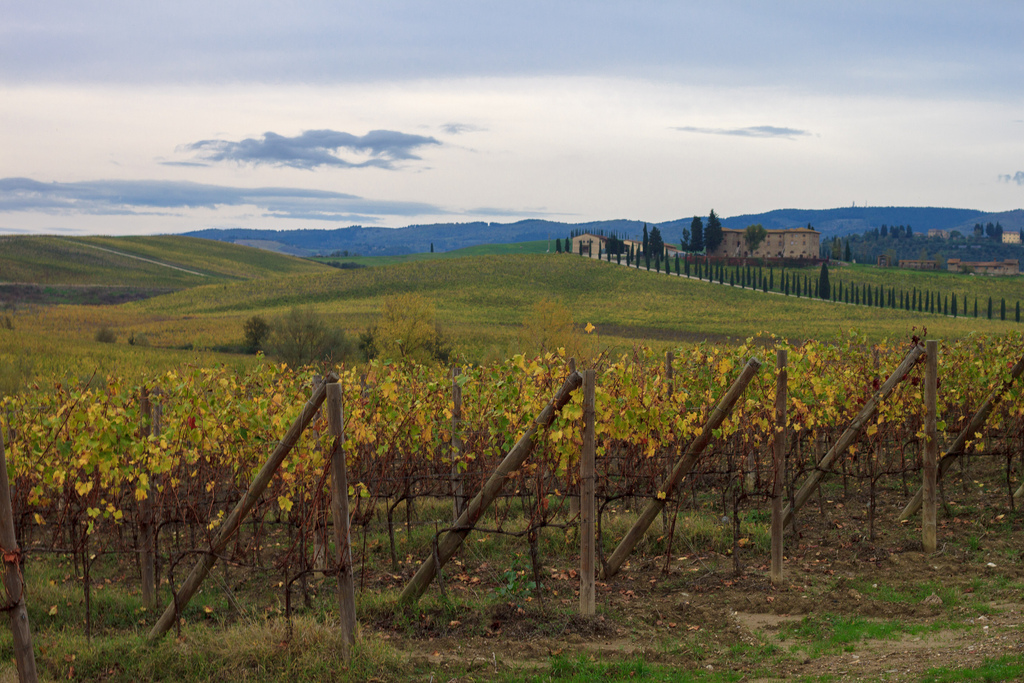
xmin=706 ymin=227 xmax=820 ymax=260
xmin=570 ymin=234 xmax=681 ymax=258
xmin=946 ymin=258 xmax=1020 ymax=276
xmin=899 ymin=259 xmax=939 ymax=271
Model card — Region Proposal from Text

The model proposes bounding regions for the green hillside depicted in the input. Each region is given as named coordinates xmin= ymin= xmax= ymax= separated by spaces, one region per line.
xmin=127 ymin=254 xmax=1019 ymax=360
xmin=311 ymin=239 xmax=550 ymax=268
xmin=0 ymin=235 xmax=328 ymax=288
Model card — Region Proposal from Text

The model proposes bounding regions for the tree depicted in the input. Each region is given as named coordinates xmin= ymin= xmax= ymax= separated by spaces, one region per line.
xmin=268 ymin=307 xmax=355 ymax=368
xmin=555 ymin=238 xmax=562 ymax=253
xmin=642 ymin=224 xmax=649 ymax=256
xmin=371 ymin=293 xmax=450 ymax=364
xmin=681 ymin=229 xmax=690 ymax=251
xmin=648 ymin=226 xmax=664 ymax=256
xmin=743 ymin=224 xmax=768 ymax=255
xmin=843 ymin=240 xmax=852 ymax=262
xmin=689 ymin=216 xmax=705 ymax=252
xmin=818 ymin=262 xmax=830 ymax=300
xmin=518 ymin=299 xmax=596 ymax=362
xmin=705 ymin=210 xmax=723 ymax=254
xmin=243 ymin=315 xmax=270 ymax=353
xmin=430 ymin=243 xmax=434 ymax=253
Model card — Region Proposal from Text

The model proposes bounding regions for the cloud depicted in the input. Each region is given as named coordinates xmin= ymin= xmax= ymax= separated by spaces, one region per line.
xmin=441 ymin=123 xmax=484 ymax=135
xmin=674 ymin=125 xmax=810 ymax=139
xmin=0 ymin=177 xmax=444 ymax=220
xmin=182 ymin=129 xmax=441 ymax=169
xmin=998 ymin=171 xmax=1024 ymax=186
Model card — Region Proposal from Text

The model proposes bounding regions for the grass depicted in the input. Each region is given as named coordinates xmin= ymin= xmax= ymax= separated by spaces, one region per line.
xmin=777 ymin=613 xmax=948 ymax=656
xmin=119 ymin=254 xmax=1021 ymax=359
xmin=920 ymin=654 xmax=1024 ymax=682
xmin=312 ymin=239 xmax=552 ymax=267
xmin=0 ymin=235 xmax=326 ymax=287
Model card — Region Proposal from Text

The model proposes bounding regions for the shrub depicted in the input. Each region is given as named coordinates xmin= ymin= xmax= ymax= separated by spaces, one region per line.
xmin=95 ymin=326 xmax=117 ymax=344
xmin=267 ymin=307 xmax=355 ymax=368
xmin=243 ymin=315 xmax=270 ymax=354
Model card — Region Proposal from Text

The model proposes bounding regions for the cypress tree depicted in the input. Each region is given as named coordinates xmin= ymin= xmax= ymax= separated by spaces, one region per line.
xmin=1001 ymin=298 xmax=1006 ymax=321
xmin=769 ymin=267 xmax=774 ymax=290
xmin=616 ymin=252 xmax=621 ymax=265
xmin=974 ymin=298 xmax=978 ymax=317
xmin=943 ymin=296 xmax=947 ymax=316
xmin=555 ymin=238 xmax=562 ymax=253
xmin=1017 ymin=301 xmax=1021 ymax=323
xmin=579 ymin=241 xmax=584 ymax=256
xmin=763 ymin=278 xmax=768 ymax=293
xmin=675 ymin=254 xmax=680 ymax=275
xmin=646 ymin=253 xmax=651 ymax=271
xmin=988 ymin=296 xmax=993 ymax=319
xmin=784 ymin=274 xmax=790 ymax=296
xmin=952 ymin=294 xmax=957 ymax=317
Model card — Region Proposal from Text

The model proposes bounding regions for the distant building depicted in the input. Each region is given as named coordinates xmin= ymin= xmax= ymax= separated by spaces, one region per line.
xmin=928 ymin=229 xmax=950 ymax=239
xmin=571 ymin=233 xmax=604 ymax=256
xmin=707 ymin=227 xmax=820 ymax=260
xmin=947 ymin=258 xmax=1019 ymax=276
xmin=876 ymin=254 xmax=894 ymax=267
xmin=899 ymin=259 xmax=939 ymax=271
xmin=1002 ymin=232 xmax=1021 ymax=245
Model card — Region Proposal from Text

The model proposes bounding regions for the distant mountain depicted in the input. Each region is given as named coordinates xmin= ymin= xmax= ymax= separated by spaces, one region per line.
xmin=187 ymin=207 xmax=1020 ymax=256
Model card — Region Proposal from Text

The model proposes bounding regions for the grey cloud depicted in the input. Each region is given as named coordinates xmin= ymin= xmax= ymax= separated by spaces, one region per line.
xmin=998 ymin=172 xmax=1024 ymax=186
xmin=441 ymin=123 xmax=484 ymax=135
xmin=0 ymin=177 xmax=444 ymax=220
xmin=674 ymin=125 xmax=810 ymax=139
xmin=183 ymin=129 xmax=441 ymax=169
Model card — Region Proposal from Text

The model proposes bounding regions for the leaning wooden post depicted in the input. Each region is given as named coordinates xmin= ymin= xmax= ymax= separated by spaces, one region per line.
xmin=601 ymin=357 xmax=762 ymax=580
xmin=451 ymin=366 xmax=466 ymax=521
xmin=901 ymin=353 xmax=1024 ymax=520
xmin=579 ymin=369 xmax=596 ymax=616
xmin=922 ymin=340 xmax=939 ymax=553
xmin=148 ymin=371 xmax=337 ymax=640
xmin=138 ymin=388 xmax=156 ymax=611
xmin=771 ymin=350 xmax=787 ymax=587
xmin=782 ymin=343 xmax=925 ymax=528
xmin=326 ymin=382 xmax=357 ymax=654
xmin=398 ymin=369 xmax=583 ymax=604
xmin=0 ymin=431 xmax=39 ymax=683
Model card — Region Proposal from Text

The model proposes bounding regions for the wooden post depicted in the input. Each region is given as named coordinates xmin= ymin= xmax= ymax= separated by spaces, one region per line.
xmin=579 ymin=369 xmax=596 ymax=616
xmin=451 ymin=366 xmax=466 ymax=521
xmin=148 ymin=371 xmax=337 ymax=640
xmin=771 ymin=350 xmax=787 ymax=587
xmin=923 ymin=340 xmax=938 ymax=553
xmin=138 ymin=388 xmax=156 ymax=611
xmin=0 ymin=431 xmax=39 ymax=683
xmin=601 ymin=357 xmax=762 ymax=580
xmin=399 ymin=370 xmax=583 ymax=604
xmin=900 ymin=353 xmax=1024 ymax=520
xmin=782 ymin=342 xmax=925 ymax=528
xmin=326 ymin=382 xmax=357 ymax=654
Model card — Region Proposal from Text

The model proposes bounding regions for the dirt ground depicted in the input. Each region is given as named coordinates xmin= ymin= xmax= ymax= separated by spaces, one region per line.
xmin=364 ymin=479 xmax=1024 ymax=681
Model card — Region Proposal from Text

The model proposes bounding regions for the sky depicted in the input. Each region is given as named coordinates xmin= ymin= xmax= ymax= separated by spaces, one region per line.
xmin=1 ymin=1 xmax=1022 ymax=236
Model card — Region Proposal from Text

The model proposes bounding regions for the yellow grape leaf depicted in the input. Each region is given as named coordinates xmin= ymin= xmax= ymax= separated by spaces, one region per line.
xmin=866 ymin=424 xmax=878 ymax=437
xmin=48 ymin=605 xmax=58 ymax=616
xmin=278 ymin=496 xmax=294 ymax=512
xmin=585 ymin=322 xmax=596 ymax=334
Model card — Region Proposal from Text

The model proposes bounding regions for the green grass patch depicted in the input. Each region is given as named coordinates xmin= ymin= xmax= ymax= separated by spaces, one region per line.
xmin=777 ymin=613 xmax=945 ymax=656
xmin=919 ymin=654 xmax=1024 ymax=682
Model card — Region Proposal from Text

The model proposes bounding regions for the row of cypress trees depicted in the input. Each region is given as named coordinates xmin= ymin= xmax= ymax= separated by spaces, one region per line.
xmin=583 ymin=247 xmax=1022 ymax=323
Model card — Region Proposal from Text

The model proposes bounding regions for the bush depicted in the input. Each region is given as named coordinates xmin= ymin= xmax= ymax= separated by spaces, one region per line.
xmin=243 ymin=315 xmax=270 ymax=354
xmin=95 ymin=326 xmax=117 ymax=344
xmin=369 ymin=294 xmax=451 ymax=364
xmin=267 ymin=307 xmax=355 ymax=368
xmin=127 ymin=332 xmax=149 ymax=346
